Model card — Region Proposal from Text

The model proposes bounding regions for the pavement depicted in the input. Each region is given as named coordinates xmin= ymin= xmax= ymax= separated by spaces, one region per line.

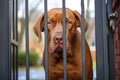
xmin=18 ymin=67 xmax=96 ymax=80
xmin=18 ymin=67 xmax=45 ymax=80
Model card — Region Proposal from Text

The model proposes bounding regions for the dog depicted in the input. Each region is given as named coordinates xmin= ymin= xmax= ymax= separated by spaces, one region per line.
xmin=33 ymin=8 xmax=93 ymax=80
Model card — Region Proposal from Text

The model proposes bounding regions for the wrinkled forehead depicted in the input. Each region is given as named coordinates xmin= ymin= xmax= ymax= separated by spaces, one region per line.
xmin=48 ymin=8 xmax=76 ymax=20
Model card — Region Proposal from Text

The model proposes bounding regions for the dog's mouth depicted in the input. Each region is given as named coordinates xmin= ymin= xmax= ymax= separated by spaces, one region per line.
xmin=54 ymin=44 xmax=63 ymax=53
xmin=51 ymin=45 xmax=63 ymax=59
xmin=51 ymin=44 xmax=73 ymax=58
xmin=55 ymin=46 xmax=63 ymax=53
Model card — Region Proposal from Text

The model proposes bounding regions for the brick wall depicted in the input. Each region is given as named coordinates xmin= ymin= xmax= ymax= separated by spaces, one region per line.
xmin=112 ymin=0 xmax=120 ymax=80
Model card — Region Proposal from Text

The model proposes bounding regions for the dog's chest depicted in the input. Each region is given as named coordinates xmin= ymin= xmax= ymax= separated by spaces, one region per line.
xmin=49 ymin=63 xmax=81 ymax=80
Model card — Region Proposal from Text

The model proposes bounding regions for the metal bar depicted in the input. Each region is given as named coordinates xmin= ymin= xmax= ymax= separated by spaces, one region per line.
xmin=13 ymin=46 xmax=15 ymax=80
xmin=62 ymin=0 xmax=67 ymax=80
xmin=44 ymin=0 xmax=49 ymax=80
xmin=108 ymin=24 xmax=115 ymax=80
xmin=95 ymin=0 xmax=104 ymax=79
xmin=9 ymin=0 xmax=13 ymax=80
xmin=13 ymin=0 xmax=19 ymax=79
xmin=107 ymin=0 xmax=112 ymax=17
xmin=95 ymin=1 xmax=104 ymax=80
xmin=9 ymin=0 xmax=12 ymax=80
xmin=81 ymin=0 xmax=86 ymax=80
xmin=14 ymin=48 xmax=17 ymax=80
xmin=11 ymin=45 xmax=13 ymax=80
xmin=95 ymin=0 xmax=109 ymax=80
xmin=11 ymin=39 xmax=18 ymax=46
xmin=25 ymin=0 xmax=29 ymax=79
xmin=13 ymin=0 xmax=15 ymax=79
xmin=102 ymin=0 xmax=109 ymax=80
xmin=0 ymin=0 xmax=11 ymax=79
xmin=16 ymin=0 xmax=18 ymax=79
xmin=107 ymin=0 xmax=115 ymax=80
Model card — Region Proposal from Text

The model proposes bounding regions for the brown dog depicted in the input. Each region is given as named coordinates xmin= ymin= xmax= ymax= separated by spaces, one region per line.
xmin=33 ymin=8 xmax=93 ymax=80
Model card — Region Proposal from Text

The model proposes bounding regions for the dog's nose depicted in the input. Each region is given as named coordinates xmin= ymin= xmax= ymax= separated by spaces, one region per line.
xmin=54 ymin=35 xmax=63 ymax=44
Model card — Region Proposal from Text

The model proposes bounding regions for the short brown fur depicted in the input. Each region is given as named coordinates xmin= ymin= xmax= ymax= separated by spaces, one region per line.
xmin=33 ymin=8 xmax=93 ymax=80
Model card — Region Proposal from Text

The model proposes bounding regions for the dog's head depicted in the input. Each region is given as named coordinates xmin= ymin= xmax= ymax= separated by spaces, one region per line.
xmin=33 ymin=8 xmax=88 ymax=58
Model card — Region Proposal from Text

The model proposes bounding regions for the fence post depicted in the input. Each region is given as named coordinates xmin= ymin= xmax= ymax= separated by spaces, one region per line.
xmin=0 ymin=0 xmax=11 ymax=80
xmin=107 ymin=0 xmax=115 ymax=80
xmin=95 ymin=0 xmax=109 ymax=80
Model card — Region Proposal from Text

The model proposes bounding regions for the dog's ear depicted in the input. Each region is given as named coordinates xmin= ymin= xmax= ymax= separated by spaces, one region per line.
xmin=33 ymin=14 xmax=44 ymax=42
xmin=73 ymin=11 xmax=88 ymax=32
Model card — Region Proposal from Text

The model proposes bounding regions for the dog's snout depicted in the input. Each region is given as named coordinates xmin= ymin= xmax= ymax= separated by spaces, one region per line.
xmin=54 ymin=35 xmax=63 ymax=44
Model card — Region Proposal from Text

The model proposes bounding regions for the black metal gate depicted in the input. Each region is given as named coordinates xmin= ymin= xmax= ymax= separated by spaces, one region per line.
xmin=0 ymin=0 xmax=18 ymax=80
xmin=0 ymin=0 xmax=115 ymax=80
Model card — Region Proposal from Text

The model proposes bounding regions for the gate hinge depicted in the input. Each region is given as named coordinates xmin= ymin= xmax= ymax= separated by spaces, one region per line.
xmin=109 ymin=12 xmax=118 ymax=32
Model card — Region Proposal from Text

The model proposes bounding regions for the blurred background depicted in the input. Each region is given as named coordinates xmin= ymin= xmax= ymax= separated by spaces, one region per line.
xmin=18 ymin=0 xmax=96 ymax=80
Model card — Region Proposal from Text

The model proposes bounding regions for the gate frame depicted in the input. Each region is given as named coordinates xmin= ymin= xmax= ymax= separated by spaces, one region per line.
xmin=95 ymin=0 xmax=110 ymax=80
xmin=0 ymin=0 xmax=18 ymax=80
xmin=0 ymin=0 xmax=11 ymax=79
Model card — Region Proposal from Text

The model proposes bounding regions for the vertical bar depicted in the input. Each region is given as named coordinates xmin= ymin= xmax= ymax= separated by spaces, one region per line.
xmin=81 ymin=0 xmax=86 ymax=80
xmin=16 ymin=0 xmax=18 ymax=79
xmin=107 ymin=0 xmax=112 ymax=15
xmin=62 ymin=0 xmax=67 ymax=80
xmin=12 ymin=0 xmax=15 ymax=79
xmin=25 ymin=0 xmax=29 ymax=80
xmin=95 ymin=0 xmax=104 ymax=79
xmin=44 ymin=0 xmax=49 ymax=80
xmin=11 ymin=45 xmax=13 ymax=80
xmin=102 ymin=0 xmax=109 ymax=80
xmin=9 ymin=0 xmax=12 ymax=80
xmin=10 ymin=0 xmax=13 ymax=79
xmin=107 ymin=0 xmax=115 ymax=80
xmin=13 ymin=46 xmax=15 ymax=80
xmin=15 ymin=0 xmax=18 ymax=79
xmin=0 ymin=0 xmax=11 ymax=79
xmin=95 ymin=0 xmax=109 ymax=80
xmin=13 ymin=0 xmax=15 ymax=79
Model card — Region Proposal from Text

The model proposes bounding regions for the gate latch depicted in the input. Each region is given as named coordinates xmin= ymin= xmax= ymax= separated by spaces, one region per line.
xmin=109 ymin=12 xmax=118 ymax=32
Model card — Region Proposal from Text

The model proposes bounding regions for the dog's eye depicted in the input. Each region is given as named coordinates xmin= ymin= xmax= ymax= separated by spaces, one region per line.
xmin=66 ymin=20 xmax=72 ymax=24
xmin=48 ymin=21 xmax=53 ymax=25
xmin=48 ymin=20 xmax=55 ymax=26
xmin=67 ymin=21 xmax=72 ymax=24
